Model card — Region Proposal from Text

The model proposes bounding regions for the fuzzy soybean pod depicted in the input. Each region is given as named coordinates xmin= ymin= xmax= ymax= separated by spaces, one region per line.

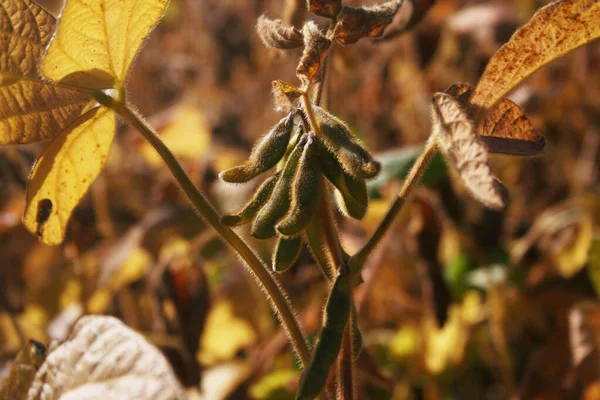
xmin=319 ymin=145 xmax=368 ymax=220
xmin=273 ymin=236 xmax=302 ymax=272
xmin=311 ymin=105 xmax=381 ymax=180
xmin=251 ymin=135 xmax=307 ymax=239
xmin=276 ymin=135 xmax=322 ymax=236
xmin=296 ymin=266 xmax=351 ymax=400
xmin=221 ymin=173 xmax=280 ymax=227
xmin=220 ymin=114 xmax=294 ymax=183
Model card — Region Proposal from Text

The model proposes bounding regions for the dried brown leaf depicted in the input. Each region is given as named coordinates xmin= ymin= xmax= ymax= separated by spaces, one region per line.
xmin=431 ymin=93 xmax=507 ymax=209
xmin=470 ymin=0 xmax=600 ymax=112
xmin=0 ymin=0 xmax=94 ymax=145
xmin=307 ymin=0 xmax=342 ymax=18
xmin=446 ymin=83 xmax=545 ymax=155
xmin=27 ymin=316 xmax=186 ymax=400
xmin=333 ymin=0 xmax=404 ymax=45
xmin=256 ymin=15 xmax=304 ymax=50
xmin=272 ymin=80 xmax=303 ymax=111
xmin=296 ymin=21 xmax=332 ymax=85
xmin=375 ymin=0 xmax=436 ymax=42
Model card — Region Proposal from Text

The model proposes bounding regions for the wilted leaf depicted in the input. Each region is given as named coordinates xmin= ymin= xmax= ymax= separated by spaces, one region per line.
xmin=333 ymin=0 xmax=404 ymax=45
xmin=272 ymin=80 xmax=302 ymax=111
xmin=431 ymin=93 xmax=508 ymax=209
xmin=446 ymin=83 xmax=545 ymax=155
xmin=308 ymin=0 xmax=342 ymax=19
xmin=296 ymin=21 xmax=331 ymax=85
xmin=257 ymin=16 xmax=304 ymax=50
xmin=42 ymin=0 xmax=170 ymax=90
xmin=27 ymin=316 xmax=186 ymax=400
xmin=23 ymin=107 xmax=115 ymax=245
xmin=0 ymin=0 xmax=94 ymax=145
xmin=470 ymin=0 xmax=600 ymax=112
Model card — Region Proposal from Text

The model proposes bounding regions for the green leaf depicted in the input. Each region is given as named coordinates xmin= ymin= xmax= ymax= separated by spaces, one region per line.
xmin=367 ymin=145 xmax=448 ymax=198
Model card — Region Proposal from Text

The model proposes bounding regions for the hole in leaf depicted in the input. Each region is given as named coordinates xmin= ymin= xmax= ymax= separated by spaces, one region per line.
xmin=36 ymin=198 xmax=53 ymax=236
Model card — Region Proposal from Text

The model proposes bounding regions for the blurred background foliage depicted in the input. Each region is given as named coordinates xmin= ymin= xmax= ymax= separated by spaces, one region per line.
xmin=1 ymin=0 xmax=600 ymax=398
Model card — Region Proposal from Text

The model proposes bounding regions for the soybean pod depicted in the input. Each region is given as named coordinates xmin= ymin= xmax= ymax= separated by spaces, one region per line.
xmin=319 ymin=145 xmax=367 ymax=219
xmin=277 ymin=134 xmax=322 ymax=236
xmin=220 ymin=113 xmax=294 ymax=183
xmin=296 ymin=266 xmax=351 ymax=400
xmin=251 ymin=135 xmax=307 ymax=239
xmin=221 ymin=173 xmax=280 ymax=227
xmin=273 ymin=236 xmax=302 ymax=272
xmin=311 ymin=105 xmax=381 ymax=180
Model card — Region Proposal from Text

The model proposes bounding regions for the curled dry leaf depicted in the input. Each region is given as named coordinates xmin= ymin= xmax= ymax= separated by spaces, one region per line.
xmin=307 ymin=0 xmax=342 ymax=19
xmin=431 ymin=93 xmax=508 ymax=209
xmin=470 ymin=0 xmax=600 ymax=113
xmin=376 ymin=0 xmax=436 ymax=42
xmin=27 ymin=316 xmax=186 ymax=400
xmin=296 ymin=21 xmax=332 ymax=85
xmin=271 ymin=80 xmax=303 ymax=111
xmin=256 ymin=16 xmax=304 ymax=50
xmin=445 ymin=83 xmax=545 ymax=155
xmin=0 ymin=0 xmax=94 ymax=145
xmin=333 ymin=0 xmax=404 ymax=45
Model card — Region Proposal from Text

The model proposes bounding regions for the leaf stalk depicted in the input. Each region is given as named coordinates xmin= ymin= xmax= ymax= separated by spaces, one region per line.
xmin=110 ymin=100 xmax=311 ymax=367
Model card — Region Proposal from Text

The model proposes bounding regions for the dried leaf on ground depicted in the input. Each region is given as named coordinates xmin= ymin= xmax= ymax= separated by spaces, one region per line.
xmin=27 ymin=316 xmax=186 ymax=400
xmin=470 ymin=0 xmax=600 ymax=112
xmin=431 ymin=92 xmax=507 ymax=209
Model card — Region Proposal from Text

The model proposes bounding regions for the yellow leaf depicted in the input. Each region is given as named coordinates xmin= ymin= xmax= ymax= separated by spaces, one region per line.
xmin=470 ymin=0 xmax=600 ymax=112
xmin=42 ymin=0 xmax=170 ymax=90
xmin=199 ymin=301 xmax=257 ymax=366
xmin=0 ymin=0 xmax=94 ymax=144
xmin=139 ymin=105 xmax=211 ymax=167
xmin=23 ymin=107 xmax=115 ymax=245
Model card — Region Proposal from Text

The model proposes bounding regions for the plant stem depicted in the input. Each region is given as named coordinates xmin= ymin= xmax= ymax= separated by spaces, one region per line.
xmin=350 ymin=140 xmax=438 ymax=275
xmin=337 ymin=315 xmax=356 ymax=400
xmin=112 ymin=101 xmax=310 ymax=367
xmin=301 ymin=92 xmax=322 ymax=136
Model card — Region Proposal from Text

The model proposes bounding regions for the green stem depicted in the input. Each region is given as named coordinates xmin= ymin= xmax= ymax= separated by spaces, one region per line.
xmin=111 ymin=100 xmax=310 ymax=367
xmin=350 ymin=140 xmax=438 ymax=276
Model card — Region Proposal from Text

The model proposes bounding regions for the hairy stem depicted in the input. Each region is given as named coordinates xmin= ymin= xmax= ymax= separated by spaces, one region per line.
xmin=301 ymin=92 xmax=322 ymax=136
xmin=109 ymin=99 xmax=310 ymax=367
xmin=350 ymin=140 xmax=438 ymax=275
xmin=338 ymin=315 xmax=356 ymax=400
